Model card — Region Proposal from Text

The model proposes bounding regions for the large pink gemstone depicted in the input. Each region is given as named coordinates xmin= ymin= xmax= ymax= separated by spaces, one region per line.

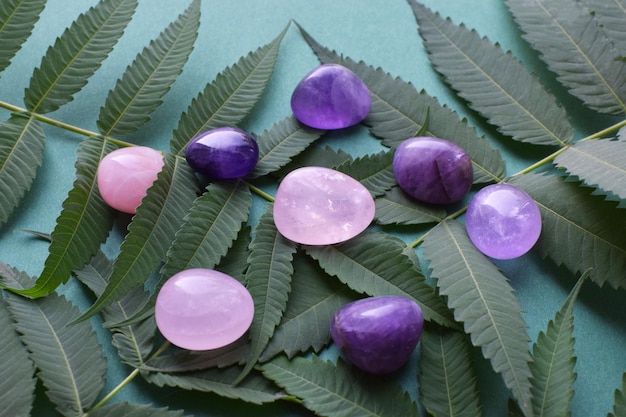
xmin=97 ymin=146 xmax=164 ymax=214
xmin=155 ymin=269 xmax=254 ymax=351
xmin=273 ymin=166 xmax=375 ymax=245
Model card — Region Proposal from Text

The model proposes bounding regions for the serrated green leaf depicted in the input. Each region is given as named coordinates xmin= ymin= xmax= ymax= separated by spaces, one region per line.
xmin=261 ymin=355 xmax=420 ymax=417
xmin=215 ymin=225 xmax=251 ymax=283
xmin=411 ymin=2 xmax=573 ymax=147
xmin=584 ymin=0 xmax=626 ymax=56
xmin=260 ymin=251 xmax=359 ymax=362
xmin=529 ymin=271 xmax=587 ymax=417
xmin=24 ymin=0 xmax=137 ymax=114
xmin=554 ymin=138 xmax=626 ymax=200
xmin=509 ymin=173 xmax=626 ymax=289
xmin=88 ymin=402 xmax=185 ymax=417
xmin=236 ymin=209 xmax=297 ymax=383
xmin=160 ymin=179 xmax=251 ymax=279
xmin=5 ymin=288 xmax=106 ymax=416
xmin=0 ymin=0 xmax=46 ymax=75
xmin=419 ymin=326 xmax=482 ymax=417
xmin=79 ymin=153 xmax=199 ymax=320
xmin=170 ymin=25 xmax=288 ymax=155
xmin=248 ymin=115 xmax=324 ymax=179
xmin=375 ymin=186 xmax=446 ymax=225
xmin=297 ymin=25 xmax=506 ymax=184
xmin=609 ymin=373 xmax=626 ymax=417
xmin=422 ymin=220 xmax=533 ymax=416
xmin=97 ymin=0 xmax=200 ymax=137
xmin=0 ymin=297 xmax=35 ymax=417
xmin=0 ymin=113 xmax=44 ymax=227
xmin=305 ymin=232 xmax=456 ymax=328
xmin=506 ymin=0 xmax=626 ymax=115
xmin=274 ymin=144 xmax=353 ymax=179
xmin=335 ymin=150 xmax=396 ymax=197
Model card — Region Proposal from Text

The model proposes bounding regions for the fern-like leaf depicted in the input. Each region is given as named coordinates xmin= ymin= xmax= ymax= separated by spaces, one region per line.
xmin=297 ymin=24 xmax=506 ymax=184
xmin=375 ymin=186 xmax=446 ymax=225
xmin=411 ymin=1 xmax=573 ymax=147
xmin=506 ymin=0 xmax=626 ymax=115
xmin=335 ymin=151 xmax=396 ymax=197
xmin=509 ymin=173 xmax=626 ymax=289
xmin=236 ymin=209 xmax=297 ymax=383
xmin=88 ymin=402 xmax=184 ymax=417
xmin=419 ymin=326 xmax=482 ymax=417
xmin=584 ymin=0 xmax=626 ymax=56
xmin=0 ymin=298 xmax=35 ymax=417
xmin=260 ymin=355 xmax=420 ymax=417
xmin=97 ymin=0 xmax=200 ymax=138
xmin=170 ymin=25 xmax=288 ymax=155
xmin=248 ymin=115 xmax=324 ymax=179
xmin=529 ymin=271 xmax=587 ymax=417
xmin=609 ymin=373 xmax=626 ymax=417
xmin=24 ymin=0 xmax=137 ymax=114
xmin=305 ymin=232 xmax=456 ymax=328
xmin=0 ymin=113 xmax=44 ymax=227
xmin=422 ymin=220 xmax=533 ymax=416
xmin=0 ymin=0 xmax=46 ymax=75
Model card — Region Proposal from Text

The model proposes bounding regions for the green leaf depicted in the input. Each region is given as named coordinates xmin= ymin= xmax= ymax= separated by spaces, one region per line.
xmin=259 ymin=251 xmax=359 ymax=362
xmin=248 ymin=115 xmax=324 ymax=179
xmin=505 ymin=0 xmax=626 ymax=115
xmin=0 ymin=113 xmax=45 ymax=227
xmin=297 ymin=25 xmax=506 ymax=184
xmin=305 ymin=232 xmax=456 ymax=328
xmin=79 ymin=153 xmax=199 ymax=319
xmin=24 ymin=0 xmax=137 ymax=114
xmin=97 ymin=0 xmax=200 ymax=138
xmin=422 ymin=220 xmax=533 ymax=416
xmin=375 ymin=186 xmax=446 ymax=226
xmin=0 ymin=298 xmax=35 ymax=417
xmin=215 ymin=225 xmax=251 ymax=283
xmin=554 ymin=138 xmax=626 ymax=200
xmin=170 ymin=25 xmax=288 ymax=155
xmin=160 ymin=179 xmax=252 ymax=279
xmin=411 ymin=2 xmax=573 ymax=147
xmin=5 ymin=288 xmax=106 ymax=415
xmin=88 ymin=402 xmax=185 ymax=417
xmin=0 ymin=0 xmax=46 ymax=75
xmin=236 ymin=209 xmax=297 ymax=383
xmin=509 ymin=173 xmax=626 ymax=289
xmin=418 ymin=326 xmax=482 ymax=417
xmin=584 ymin=0 xmax=626 ymax=56
xmin=529 ymin=271 xmax=588 ymax=417
xmin=609 ymin=373 xmax=626 ymax=417
xmin=335 ymin=150 xmax=396 ymax=197
xmin=275 ymin=144 xmax=353 ymax=178
xmin=260 ymin=355 xmax=420 ymax=417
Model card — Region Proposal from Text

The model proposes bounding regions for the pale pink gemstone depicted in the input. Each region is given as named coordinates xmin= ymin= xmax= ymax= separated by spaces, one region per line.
xmin=155 ymin=269 xmax=254 ymax=351
xmin=97 ymin=146 xmax=164 ymax=214
xmin=273 ymin=166 xmax=375 ymax=245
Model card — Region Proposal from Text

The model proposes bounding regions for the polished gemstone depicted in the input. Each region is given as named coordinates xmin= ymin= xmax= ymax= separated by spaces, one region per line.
xmin=291 ymin=64 xmax=371 ymax=129
xmin=155 ymin=269 xmax=254 ymax=351
xmin=185 ymin=126 xmax=259 ymax=179
xmin=273 ymin=166 xmax=375 ymax=245
xmin=393 ymin=136 xmax=473 ymax=205
xmin=97 ymin=146 xmax=164 ymax=214
xmin=330 ymin=296 xmax=424 ymax=375
xmin=465 ymin=184 xmax=542 ymax=260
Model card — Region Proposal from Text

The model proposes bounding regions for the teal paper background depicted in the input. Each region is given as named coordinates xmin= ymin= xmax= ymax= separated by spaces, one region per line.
xmin=1 ymin=0 xmax=625 ymax=416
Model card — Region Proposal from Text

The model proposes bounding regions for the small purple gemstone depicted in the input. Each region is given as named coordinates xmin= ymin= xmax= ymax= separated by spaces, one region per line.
xmin=185 ymin=127 xmax=259 ymax=179
xmin=465 ymin=184 xmax=542 ymax=260
xmin=291 ymin=64 xmax=372 ymax=129
xmin=393 ymin=136 xmax=473 ymax=205
xmin=330 ymin=296 xmax=424 ymax=375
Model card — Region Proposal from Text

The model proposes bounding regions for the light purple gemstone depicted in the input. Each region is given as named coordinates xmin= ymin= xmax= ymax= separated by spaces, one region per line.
xmin=466 ymin=184 xmax=542 ymax=260
xmin=155 ymin=269 xmax=254 ymax=351
xmin=393 ymin=136 xmax=473 ymax=205
xmin=273 ymin=166 xmax=375 ymax=245
xmin=330 ymin=296 xmax=424 ymax=375
xmin=291 ymin=64 xmax=372 ymax=129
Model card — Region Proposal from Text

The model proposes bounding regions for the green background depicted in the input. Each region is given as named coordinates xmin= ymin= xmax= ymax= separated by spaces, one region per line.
xmin=1 ymin=0 xmax=625 ymax=416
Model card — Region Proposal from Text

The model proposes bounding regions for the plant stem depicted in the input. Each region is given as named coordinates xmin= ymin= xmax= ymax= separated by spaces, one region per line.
xmin=247 ymin=182 xmax=275 ymax=202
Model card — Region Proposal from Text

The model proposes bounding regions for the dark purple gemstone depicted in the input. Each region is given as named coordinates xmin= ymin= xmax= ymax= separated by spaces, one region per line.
xmin=330 ymin=296 xmax=424 ymax=375
xmin=185 ymin=127 xmax=259 ymax=179
xmin=291 ymin=64 xmax=371 ymax=129
xmin=393 ymin=136 xmax=473 ymax=205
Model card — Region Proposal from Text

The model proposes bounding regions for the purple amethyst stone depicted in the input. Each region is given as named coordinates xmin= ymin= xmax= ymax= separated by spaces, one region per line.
xmin=291 ymin=64 xmax=371 ymax=129
xmin=330 ymin=295 xmax=424 ymax=375
xmin=393 ymin=136 xmax=473 ymax=205
xmin=185 ymin=127 xmax=259 ymax=179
